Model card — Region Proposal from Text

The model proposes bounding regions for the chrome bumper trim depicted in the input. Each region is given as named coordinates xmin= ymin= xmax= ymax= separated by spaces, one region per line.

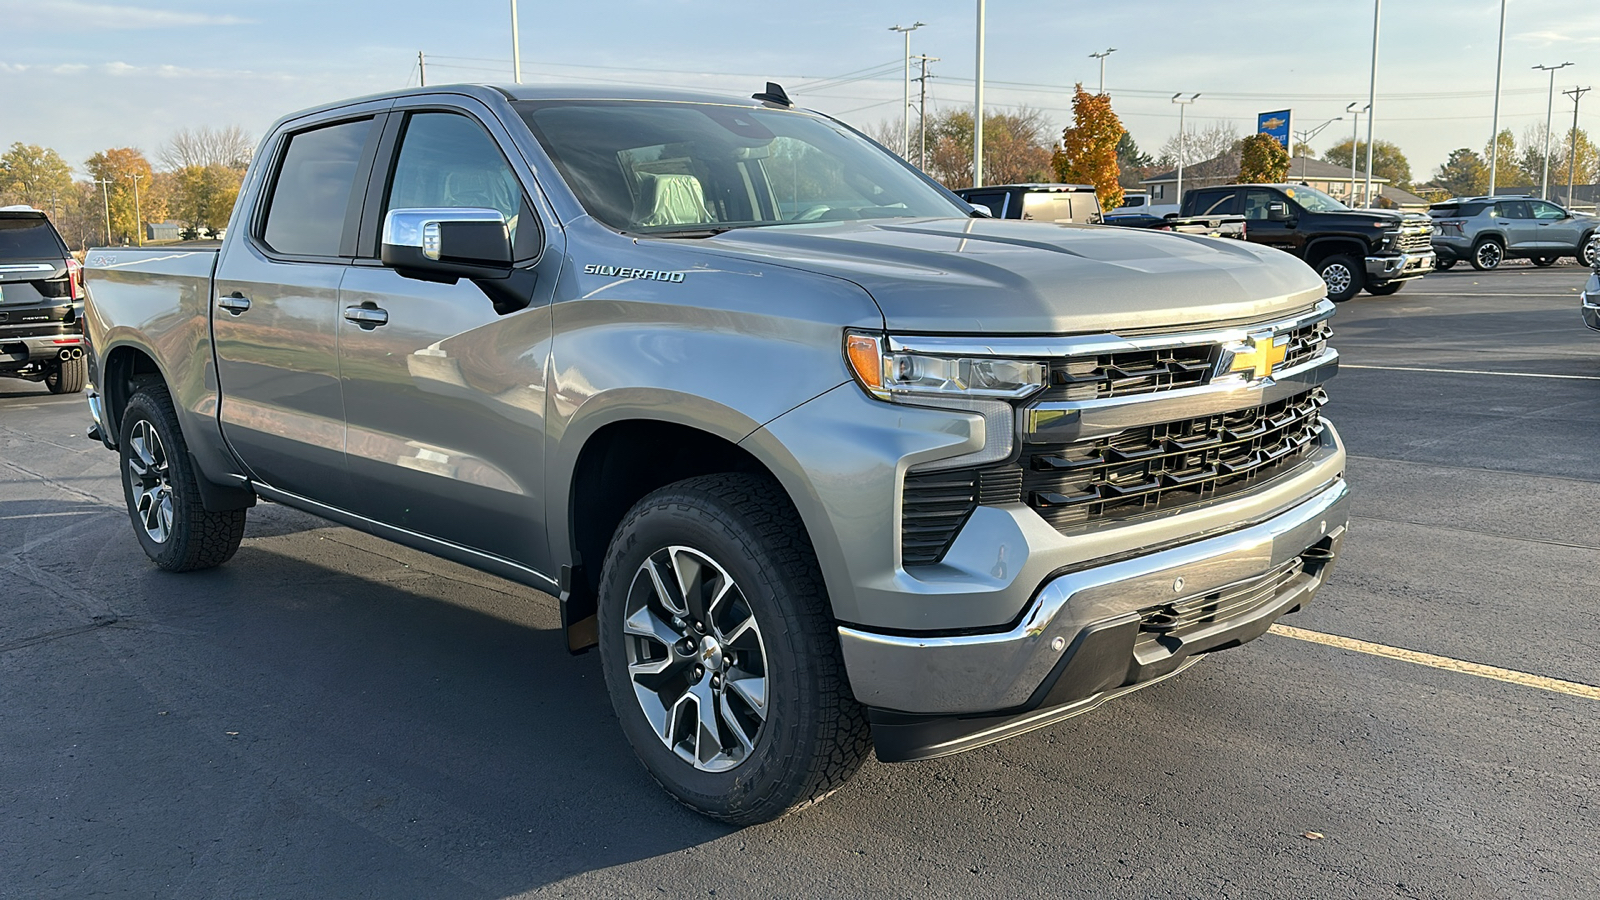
xmin=1366 ymin=250 xmax=1434 ymax=279
xmin=839 ymin=478 xmax=1350 ymax=715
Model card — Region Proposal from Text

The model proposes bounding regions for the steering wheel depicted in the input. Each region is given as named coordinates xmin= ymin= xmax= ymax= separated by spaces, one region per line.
xmin=794 ymin=204 xmax=832 ymax=221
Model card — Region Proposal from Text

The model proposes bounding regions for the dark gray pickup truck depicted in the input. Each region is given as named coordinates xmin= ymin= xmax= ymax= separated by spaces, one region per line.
xmin=83 ymin=83 xmax=1349 ymax=823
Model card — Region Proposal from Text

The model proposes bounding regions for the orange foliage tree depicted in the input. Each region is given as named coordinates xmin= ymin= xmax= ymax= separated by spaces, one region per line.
xmin=1236 ymin=133 xmax=1291 ymax=184
xmin=1051 ymin=85 xmax=1124 ymax=211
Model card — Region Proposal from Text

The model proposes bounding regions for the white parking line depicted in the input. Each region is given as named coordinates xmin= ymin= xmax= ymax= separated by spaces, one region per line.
xmin=1269 ymin=624 xmax=1600 ymax=701
xmin=1401 ymin=292 xmax=1579 ymax=297
xmin=1341 ymin=364 xmax=1600 ymax=381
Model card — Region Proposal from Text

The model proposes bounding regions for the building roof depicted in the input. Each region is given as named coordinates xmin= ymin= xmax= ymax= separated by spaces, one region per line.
xmin=1376 ymin=184 xmax=1429 ymax=207
xmin=1142 ymin=152 xmax=1391 ymax=185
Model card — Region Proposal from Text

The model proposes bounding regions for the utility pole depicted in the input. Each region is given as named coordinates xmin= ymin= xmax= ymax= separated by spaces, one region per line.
xmin=92 ymin=177 xmax=112 ymax=245
xmin=1564 ymin=86 xmax=1591 ymax=207
xmin=1363 ymin=0 xmax=1381 ymax=208
xmin=914 ymin=55 xmax=940 ymax=169
xmin=130 ymin=173 xmax=144 ymax=247
xmin=973 ymin=0 xmax=985 ymax=188
xmin=509 ymin=0 xmax=522 ymax=84
xmin=1089 ymin=48 xmax=1116 ymax=95
xmin=418 ymin=50 xmax=426 ymax=86
xmin=49 ymin=194 xmax=59 ymax=221
xmin=1172 ymin=93 xmax=1199 ymax=208
xmin=1489 ymin=0 xmax=1506 ymax=194
xmin=889 ymin=22 xmax=925 ymax=159
xmin=1293 ymin=117 xmax=1342 ymax=180
xmin=1534 ymin=62 xmax=1574 ymax=200
xmin=1346 ymin=102 xmax=1368 ymax=203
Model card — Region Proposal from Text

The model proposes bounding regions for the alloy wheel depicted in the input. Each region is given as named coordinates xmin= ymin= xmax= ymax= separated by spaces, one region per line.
xmin=125 ymin=419 xmax=174 ymax=543
xmin=1476 ymin=242 xmax=1502 ymax=269
xmin=1321 ymin=262 xmax=1353 ymax=296
xmin=623 ymin=545 xmax=769 ymax=772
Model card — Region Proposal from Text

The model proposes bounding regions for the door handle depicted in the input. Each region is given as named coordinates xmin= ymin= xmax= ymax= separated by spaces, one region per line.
xmin=216 ymin=293 xmax=251 ymax=314
xmin=343 ymin=305 xmax=389 ymax=328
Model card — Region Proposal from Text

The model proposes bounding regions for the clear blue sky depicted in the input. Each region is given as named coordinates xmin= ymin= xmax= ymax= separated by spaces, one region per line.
xmin=1 ymin=0 xmax=1594 ymax=181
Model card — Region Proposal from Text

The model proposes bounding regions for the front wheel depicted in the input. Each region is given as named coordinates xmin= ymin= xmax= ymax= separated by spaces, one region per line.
xmin=1532 ymin=256 xmax=1558 ymax=268
xmin=1580 ymin=236 xmax=1598 ymax=268
xmin=1365 ymin=281 xmax=1405 ymax=296
xmin=118 ymin=380 xmax=246 ymax=571
xmin=1318 ymin=254 xmax=1364 ymax=303
xmin=598 ymin=473 xmax=871 ymax=825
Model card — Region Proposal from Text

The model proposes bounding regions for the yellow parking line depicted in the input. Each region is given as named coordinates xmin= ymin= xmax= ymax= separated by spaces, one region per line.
xmin=1268 ymin=624 xmax=1600 ymax=701
xmin=1341 ymin=364 xmax=1600 ymax=381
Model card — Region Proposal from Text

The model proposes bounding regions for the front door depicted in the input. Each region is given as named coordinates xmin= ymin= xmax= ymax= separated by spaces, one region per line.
xmin=213 ymin=115 xmax=380 ymax=503
xmin=1242 ymin=188 xmax=1297 ymax=253
xmin=336 ymin=107 xmax=558 ymax=572
xmin=1529 ymin=200 xmax=1583 ymax=251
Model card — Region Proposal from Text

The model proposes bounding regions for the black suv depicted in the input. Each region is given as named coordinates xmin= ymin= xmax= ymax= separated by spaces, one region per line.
xmin=1182 ymin=184 xmax=1434 ymax=302
xmin=0 ymin=207 xmax=86 ymax=393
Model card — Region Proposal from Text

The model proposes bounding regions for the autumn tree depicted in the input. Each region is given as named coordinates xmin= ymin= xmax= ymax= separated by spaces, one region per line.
xmin=1051 ymin=85 xmax=1125 ymax=210
xmin=1483 ymin=129 xmax=1519 ymax=188
xmin=0 ymin=143 xmax=74 ymax=211
xmin=1323 ymin=139 xmax=1412 ymax=188
xmin=1236 ymin=134 xmax=1290 ymax=184
xmin=158 ymin=125 xmax=255 ymax=171
xmin=85 ymin=148 xmax=161 ymax=244
xmin=168 ymin=164 xmax=244 ymax=237
xmin=920 ymin=107 xmax=1054 ymax=189
xmin=1550 ymin=128 xmax=1598 ymax=199
xmin=1434 ymin=148 xmax=1489 ymax=198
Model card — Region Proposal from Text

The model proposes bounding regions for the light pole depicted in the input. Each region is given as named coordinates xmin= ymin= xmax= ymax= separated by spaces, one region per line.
xmin=509 ymin=0 xmax=522 ymax=84
xmin=1489 ymin=0 xmax=1506 ymax=194
xmin=889 ymin=22 xmax=926 ymax=158
xmin=1564 ymin=86 xmax=1591 ymax=207
xmin=1346 ymin=102 xmax=1368 ymax=203
xmin=1089 ymin=48 xmax=1116 ymax=95
xmin=1363 ymin=0 xmax=1381 ymax=209
xmin=92 ymin=177 xmax=112 ymax=245
xmin=1534 ymin=62 xmax=1574 ymax=200
xmin=1292 ymin=117 xmax=1342 ymax=180
xmin=130 ymin=172 xmax=144 ymax=247
xmin=1171 ymin=93 xmax=1199 ymax=208
xmin=973 ymin=0 xmax=985 ymax=188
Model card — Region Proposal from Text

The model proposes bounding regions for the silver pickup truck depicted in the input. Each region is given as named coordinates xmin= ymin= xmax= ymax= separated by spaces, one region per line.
xmin=82 ymin=83 xmax=1348 ymax=823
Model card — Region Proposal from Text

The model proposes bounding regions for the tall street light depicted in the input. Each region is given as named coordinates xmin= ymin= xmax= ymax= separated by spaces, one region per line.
xmin=1171 ymin=93 xmax=1200 ymax=208
xmin=1563 ymin=86 xmax=1591 ymax=207
xmin=92 ymin=177 xmax=112 ymax=245
xmin=1489 ymin=0 xmax=1506 ymax=194
xmin=1346 ymin=102 xmax=1368 ymax=203
xmin=510 ymin=0 xmax=522 ymax=84
xmin=1089 ymin=48 xmax=1116 ymax=95
xmin=890 ymin=22 xmax=926 ymax=158
xmin=1292 ymin=116 xmax=1342 ymax=180
xmin=973 ymin=0 xmax=985 ymax=188
xmin=1362 ymin=0 xmax=1381 ymax=209
xmin=1534 ymin=62 xmax=1574 ymax=200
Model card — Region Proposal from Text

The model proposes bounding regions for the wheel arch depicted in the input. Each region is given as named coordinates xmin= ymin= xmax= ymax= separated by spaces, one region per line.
xmin=100 ymin=341 xmax=167 ymax=445
xmin=1303 ymin=236 xmax=1368 ymax=265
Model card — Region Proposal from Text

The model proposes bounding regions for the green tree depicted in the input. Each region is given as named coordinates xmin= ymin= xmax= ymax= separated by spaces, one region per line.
xmin=1323 ymin=138 xmax=1412 ymax=188
xmin=169 ymin=164 xmax=243 ymax=237
xmin=85 ymin=148 xmax=158 ymax=244
xmin=1236 ymin=134 xmax=1291 ymax=184
xmin=0 ymin=143 xmax=74 ymax=211
xmin=1434 ymin=148 xmax=1488 ymax=198
xmin=1052 ymin=85 xmax=1126 ymax=209
xmin=923 ymin=107 xmax=1054 ymax=189
xmin=1550 ymin=128 xmax=1598 ymax=199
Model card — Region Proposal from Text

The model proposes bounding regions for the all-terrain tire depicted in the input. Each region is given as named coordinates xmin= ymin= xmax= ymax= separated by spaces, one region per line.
xmin=119 ymin=378 xmax=246 ymax=571
xmin=45 ymin=356 xmax=87 ymax=394
xmin=597 ymin=473 xmax=871 ymax=825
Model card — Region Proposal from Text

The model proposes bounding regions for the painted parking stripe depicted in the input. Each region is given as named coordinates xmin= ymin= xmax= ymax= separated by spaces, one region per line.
xmin=1341 ymin=364 xmax=1600 ymax=381
xmin=1269 ymin=624 xmax=1600 ymax=701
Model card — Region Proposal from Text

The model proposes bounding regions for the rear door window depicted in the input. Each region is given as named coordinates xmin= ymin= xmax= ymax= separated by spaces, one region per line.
xmin=1494 ymin=201 xmax=1531 ymax=219
xmin=261 ymin=118 xmax=376 ymax=257
xmin=962 ymin=191 xmax=1008 ymax=216
xmin=0 ymin=216 xmax=66 ymax=259
xmin=1193 ymin=190 xmax=1241 ymax=216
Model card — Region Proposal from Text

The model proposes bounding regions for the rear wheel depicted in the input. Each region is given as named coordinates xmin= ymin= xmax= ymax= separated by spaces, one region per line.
xmin=1364 ymin=281 xmax=1405 ymax=296
xmin=1317 ymin=254 xmax=1364 ymax=303
xmin=44 ymin=356 xmax=86 ymax=394
xmin=1435 ymin=258 xmax=1457 ymax=271
xmin=118 ymin=379 xmax=246 ymax=571
xmin=1532 ymin=256 xmax=1558 ymax=268
xmin=598 ymin=473 xmax=871 ymax=825
xmin=1470 ymin=238 xmax=1504 ymax=271
xmin=1580 ymin=235 xmax=1598 ymax=268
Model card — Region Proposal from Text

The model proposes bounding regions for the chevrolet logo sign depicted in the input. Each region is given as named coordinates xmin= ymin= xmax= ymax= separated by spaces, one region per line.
xmin=1219 ymin=330 xmax=1290 ymax=380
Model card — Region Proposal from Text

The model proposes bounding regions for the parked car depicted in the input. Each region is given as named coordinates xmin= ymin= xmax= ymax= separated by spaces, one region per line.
xmin=1103 ymin=211 xmax=1247 ymax=239
xmin=1182 ymin=184 xmax=1434 ymax=302
xmin=83 ymin=83 xmax=1349 ymax=824
xmin=1116 ymin=191 xmax=1149 ymax=210
xmin=1583 ymin=248 xmax=1600 ymax=333
xmin=1428 ymin=196 xmax=1598 ymax=271
xmin=953 ymin=183 xmax=1103 ymax=224
xmin=0 ymin=206 xmax=86 ymax=393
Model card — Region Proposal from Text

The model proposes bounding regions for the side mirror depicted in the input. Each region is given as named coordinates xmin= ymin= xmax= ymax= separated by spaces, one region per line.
xmin=968 ymin=202 xmax=993 ymax=218
xmin=382 ymin=208 xmax=513 ymax=283
xmin=1267 ymin=202 xmax=1290 ymax=222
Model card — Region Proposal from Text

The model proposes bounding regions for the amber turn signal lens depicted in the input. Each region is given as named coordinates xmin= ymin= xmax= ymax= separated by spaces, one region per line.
xmin=845 ymin=333 xmax=883 ymax=393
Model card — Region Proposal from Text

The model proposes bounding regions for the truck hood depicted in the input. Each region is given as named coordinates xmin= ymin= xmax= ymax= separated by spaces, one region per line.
xmin=698 ymin=218 xmax=1327 ymax=334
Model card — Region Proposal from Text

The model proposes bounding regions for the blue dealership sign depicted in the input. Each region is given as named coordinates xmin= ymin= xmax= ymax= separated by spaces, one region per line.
xmin=1257 ymin=110 xmax=1291 ymax=149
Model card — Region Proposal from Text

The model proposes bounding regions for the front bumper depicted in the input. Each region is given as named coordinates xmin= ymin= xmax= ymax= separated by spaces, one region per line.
xmin=843 ymin=477 xmax=1348 ymax=761
xmin=1583 ymin=281 xmax=1600 ymax=332
xmin=1366 ymin=250 xmax=1433 ymax=281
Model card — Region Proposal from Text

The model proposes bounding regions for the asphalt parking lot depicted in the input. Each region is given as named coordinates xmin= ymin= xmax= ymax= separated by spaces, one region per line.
xmin=2 ymin=263 xmax=1596 ymax=899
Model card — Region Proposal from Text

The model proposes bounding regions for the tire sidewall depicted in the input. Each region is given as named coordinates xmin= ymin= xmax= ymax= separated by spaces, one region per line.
xmin=1472 ymin=238 xmax=1503 ymax=270
xmin=1318 ymin=254 xmax=1362 ymax=303
xmin=597 ymin=487 xmax=817 ymax=817
xmin=118 ymin=391 xmax=190 ymax=568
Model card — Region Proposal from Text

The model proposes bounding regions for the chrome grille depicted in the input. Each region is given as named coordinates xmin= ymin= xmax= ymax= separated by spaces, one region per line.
xmin=1398 ymin=226 xmax=1432 ymax=254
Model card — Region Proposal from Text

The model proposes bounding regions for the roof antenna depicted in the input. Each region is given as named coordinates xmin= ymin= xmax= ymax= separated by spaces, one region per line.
xmin=752 ymin=82 xmax=792 ymax=107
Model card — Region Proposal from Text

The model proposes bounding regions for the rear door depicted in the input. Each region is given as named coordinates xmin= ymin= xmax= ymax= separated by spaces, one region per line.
xmin=1490 ymin=200 xmax=1536 ymax=251
xmin=213 ymin=111 xmax=384 ymax=503
xmin=335 ymin=100 xmax=561 ymax=572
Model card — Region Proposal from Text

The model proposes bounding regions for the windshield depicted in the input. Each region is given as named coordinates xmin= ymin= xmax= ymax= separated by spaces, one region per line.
xmin=515 ymin=100 xmax=965 ymax=234
xmin=1281 ymin=185 xmax=1349 ymax=213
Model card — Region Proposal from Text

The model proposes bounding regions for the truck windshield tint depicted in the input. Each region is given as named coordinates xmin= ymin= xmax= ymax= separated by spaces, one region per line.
xmin=1280 ymin=185 xmax=1349 ymax=213
xmin=515 ymin=101 xmax=964 ymax=234
xmin=0 ymin=217 xmax=65 ymax=259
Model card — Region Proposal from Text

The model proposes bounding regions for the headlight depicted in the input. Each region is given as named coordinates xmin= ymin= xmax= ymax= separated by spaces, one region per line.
xmin=844 ymin=332 xmax=1046 ymax=403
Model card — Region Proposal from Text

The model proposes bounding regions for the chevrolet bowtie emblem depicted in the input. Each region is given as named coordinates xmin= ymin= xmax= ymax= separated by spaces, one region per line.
xmin=1221 ymin=330 xmax=1290 ymax=380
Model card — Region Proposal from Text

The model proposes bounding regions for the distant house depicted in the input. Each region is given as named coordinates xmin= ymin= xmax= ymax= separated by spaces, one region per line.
xmin=1141 ymin=153 xmax=1398 ymax=207
xmin=146 ymin=221 xmax=183 ymax=242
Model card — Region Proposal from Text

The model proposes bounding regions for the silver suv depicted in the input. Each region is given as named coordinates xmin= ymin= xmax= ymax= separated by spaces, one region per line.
xmin=1430 ymin=196 xmax=1598 ymax=271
